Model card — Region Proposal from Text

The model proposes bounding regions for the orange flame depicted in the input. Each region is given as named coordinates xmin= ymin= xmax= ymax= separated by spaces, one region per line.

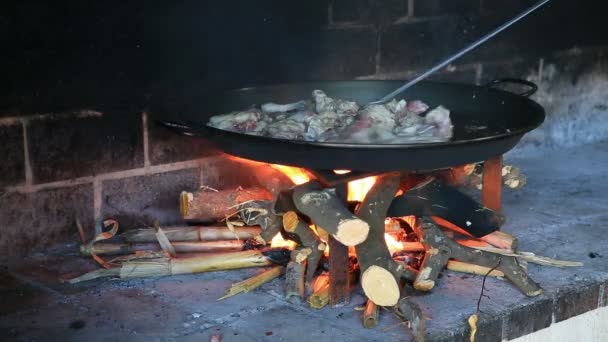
xmin=347 ymin=176 xmax=378 ymax=202
xmin=270 ymin=233 xmax=297 ymax=250
xmin=269 ymin=165 xmax=311 ymax=185
xmin=333 ymin=169 xmax=351 ymax=175
xmin=384 ymin=233 xmax=405 ymax=255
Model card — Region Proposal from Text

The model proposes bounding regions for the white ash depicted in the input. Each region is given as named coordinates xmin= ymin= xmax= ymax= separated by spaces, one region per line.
xmin=207 ymin=90 xmax=453 ymax=144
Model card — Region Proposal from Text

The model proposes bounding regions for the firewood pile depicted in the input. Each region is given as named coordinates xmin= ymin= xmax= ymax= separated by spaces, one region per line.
xmin=70 ymin=162 xmax=581 ymax=340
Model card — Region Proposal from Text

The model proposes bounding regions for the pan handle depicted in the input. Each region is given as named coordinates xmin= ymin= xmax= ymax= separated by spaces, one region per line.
xmin=156 ymin=120 xmax=202 ymax=136
xmin=485 ymin=78 xmax=538 ymax=97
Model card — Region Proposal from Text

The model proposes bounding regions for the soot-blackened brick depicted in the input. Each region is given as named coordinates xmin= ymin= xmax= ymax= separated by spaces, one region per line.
xmin=415 ymin=0 xmax=479 ymax=17
xmin=101 ymin=168 xmax=200 ymax=229
xmin=381 ymin=16 xmax=483 ymax=73
xmin=280 ymin=28 xmax=377 ymax=81
xmin=554 ymin=282 xmax=600 ymax=323
xmin=504 ymin=297 xmax=553 ymax=340
xmin=28 ymin=112 xmax=143 ymax=183
xmin=147 ymin=112 xmax=220 ymax=165
xmin=0 ymin=184 xmax=94 ymax=258
xmin=0 ymin=123 xmax=25 ymax=187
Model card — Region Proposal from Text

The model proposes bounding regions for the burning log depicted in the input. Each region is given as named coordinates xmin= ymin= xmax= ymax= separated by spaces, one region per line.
xmin=292 ymin=181 xmax=370 ymax=246
xmin=121 ymin=226 xmax=262 ymax=243
xmin=180 ymin=187 xmax=272 ymax=221
xmin=362 ymin=299 xmax=379 ymax=329
xmin=285 ymin=248 xmax=308 ymax=303
xmin=283 ymin=211 xmax=325 ymax=283
xmin=355 ymin=173 xmax=417 ymax=307
xmin=480 ymin=231 xmax=518 ymax=251
xmin=68 ymin=249 xmax=290 ymax=283
xmin=79 ymin=240 xmax=261 ymax=256
xmin=219 ymin=265 xmax=286 ymax=300
xmin=388 ymin=178 xmax=505 ymax=237
xmin=431 ymin=217 xmax=517 ymax=251
xmin=237 ymin=200 xmax=283 ymax=244
xmin=413 ymin=218 xmax=543 ymax=297
xmin=437 ymin=163 xmax=527 ymax=190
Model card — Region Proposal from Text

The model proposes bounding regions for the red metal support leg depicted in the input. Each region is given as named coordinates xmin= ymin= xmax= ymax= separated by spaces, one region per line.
xmin=482 ymin=155 xmax=503 ymax=213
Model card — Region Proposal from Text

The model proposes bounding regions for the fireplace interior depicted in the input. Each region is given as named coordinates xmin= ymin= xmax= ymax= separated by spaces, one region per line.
xmin=2 ymin=1 xmax=608 ymax=342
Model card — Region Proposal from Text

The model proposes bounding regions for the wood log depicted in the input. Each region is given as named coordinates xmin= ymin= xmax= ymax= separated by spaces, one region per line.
xmin=438 ymin=163 xmax=527 ymax=190
xmin=80 ymin=240 xmax=257 ymax=256
xmin=395 ymin=285 xmax=426 ymax=342
xmin=285 ymin=248 xmax=307 ymax=304
xmin=355 ymin=173 xmax=418 ymax=307
xmin=479 ymin=231 xmax=518 ymax=251
xmin=121 ymin=226 xmax=262 ymax=242
xmin=308 ymin=270 xmax=358 ymax=309
xmin=388 ymin=178 xmax=505 ymax=237
xmin=237 ymin=200 xmax=283 ymax=244
xmin=414 ymin=218 xmax=543 ymax=297
xmin=363 ymin=299 xmax=380 ymax=329
xmin=180 ymin=187 xmax=272 ymax=221
xmin=328 ymin=236 xmax=351 ymax=307
xmin=292 ymin=181 xmax=369 ymax=246
xmin=283 ymin=211 xmax=325 ymax=283
xmin=68 ymin=248 xmax=291 ymax=283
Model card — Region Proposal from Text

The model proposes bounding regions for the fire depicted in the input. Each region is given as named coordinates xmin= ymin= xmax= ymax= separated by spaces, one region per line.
xmin=347 ymin=176 xmax=378 ymax=202
xmin=384 ymin=233 xmax=405 ymax=255
xmin=269 ymin=165 xmax=311 ymax=185
xmin=333 ymin=169 xmax=351 ymax=175
xmin=270 ymin=233 xmax=297 ymax=250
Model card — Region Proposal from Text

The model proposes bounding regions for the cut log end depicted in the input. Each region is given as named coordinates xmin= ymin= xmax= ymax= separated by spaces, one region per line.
xmin=282 ymin=211 xmax=299 ymax=232
xmin=361 ymin=265 xmax=400 ymax=306
xmin=335 ymin=219 xmax=370 ymax=246
xmin=413 ymin=279 xmax=436 ymax=292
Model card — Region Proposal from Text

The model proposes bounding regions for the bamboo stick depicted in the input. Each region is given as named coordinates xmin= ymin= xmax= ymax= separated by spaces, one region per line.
xmin=218 ymin=266 xmax=286 ymax=300
xmin=69 ymin=249 xmax=289 ymax=283
xmin=122 ymin=226 xmax=262 ymax=242
xmin=447 ymin=260 xmax=505 ymax=277
xmin=80 ymin=240 xmax=249 ymax=256
xmin=362 ymin=299 xmax=380 ymax=329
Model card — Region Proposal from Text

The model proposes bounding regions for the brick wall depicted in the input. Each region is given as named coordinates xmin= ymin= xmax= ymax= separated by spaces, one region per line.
xmin=1 ymin=0 xmax=607 ymax=259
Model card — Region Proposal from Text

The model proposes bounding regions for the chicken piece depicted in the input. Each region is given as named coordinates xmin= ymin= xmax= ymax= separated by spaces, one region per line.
xmin=306 ymin=111 xmax=339 ymax=139
xmin=261 ymin=100 xmax=307 ymax=113
xmin=266 ymin=119 xmax=307 ymax=140
xmin=287 ymin=110 xmax=317 ymax=124
xmin=208 ymin=109 xmax=264 ymax=134
xmin=385 ymin=99 xmax=407 ymax=115
xmin=407 ymin=100 xmax=430 ymax=114
xmin=359 ymin=104 xmax=396 ymax=131
xmin=312 ymin=90 xmax=359 ymax=115
xmin=424 ymin=105 xmax=453 ymax=139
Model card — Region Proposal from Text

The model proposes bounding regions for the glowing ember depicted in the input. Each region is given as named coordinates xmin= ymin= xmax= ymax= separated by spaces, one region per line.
xmin=270 ymin=165 xmax=311 ymax=185
xmin=270 ymin=233 xmax=297 ymax=250
xmin=347 ymin=176 xmax=378 ymax=202
xmin=333 ymin=169 xmax=351 ymax=174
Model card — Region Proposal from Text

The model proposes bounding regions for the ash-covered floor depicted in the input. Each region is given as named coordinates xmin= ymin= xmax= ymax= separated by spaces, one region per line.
xmin=2 ymin=142 xmax=607 ymax=342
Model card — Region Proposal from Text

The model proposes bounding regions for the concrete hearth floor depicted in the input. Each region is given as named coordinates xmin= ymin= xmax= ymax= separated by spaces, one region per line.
xmin=2 ymin=142 xmax=608 ymax=342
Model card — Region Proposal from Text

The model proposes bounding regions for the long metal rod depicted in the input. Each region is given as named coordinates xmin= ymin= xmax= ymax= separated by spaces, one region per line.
xmin=370 ymin=0 xmax=551 ymax=104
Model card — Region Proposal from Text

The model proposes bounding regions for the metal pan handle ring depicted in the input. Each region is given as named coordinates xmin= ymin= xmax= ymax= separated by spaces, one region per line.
xmin=486 ymin=78 xmax=538 ymax=97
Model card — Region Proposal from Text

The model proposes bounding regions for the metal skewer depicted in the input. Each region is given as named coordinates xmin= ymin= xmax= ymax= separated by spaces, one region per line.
xmin=368 ymin=0 xmax=551 ymax=105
